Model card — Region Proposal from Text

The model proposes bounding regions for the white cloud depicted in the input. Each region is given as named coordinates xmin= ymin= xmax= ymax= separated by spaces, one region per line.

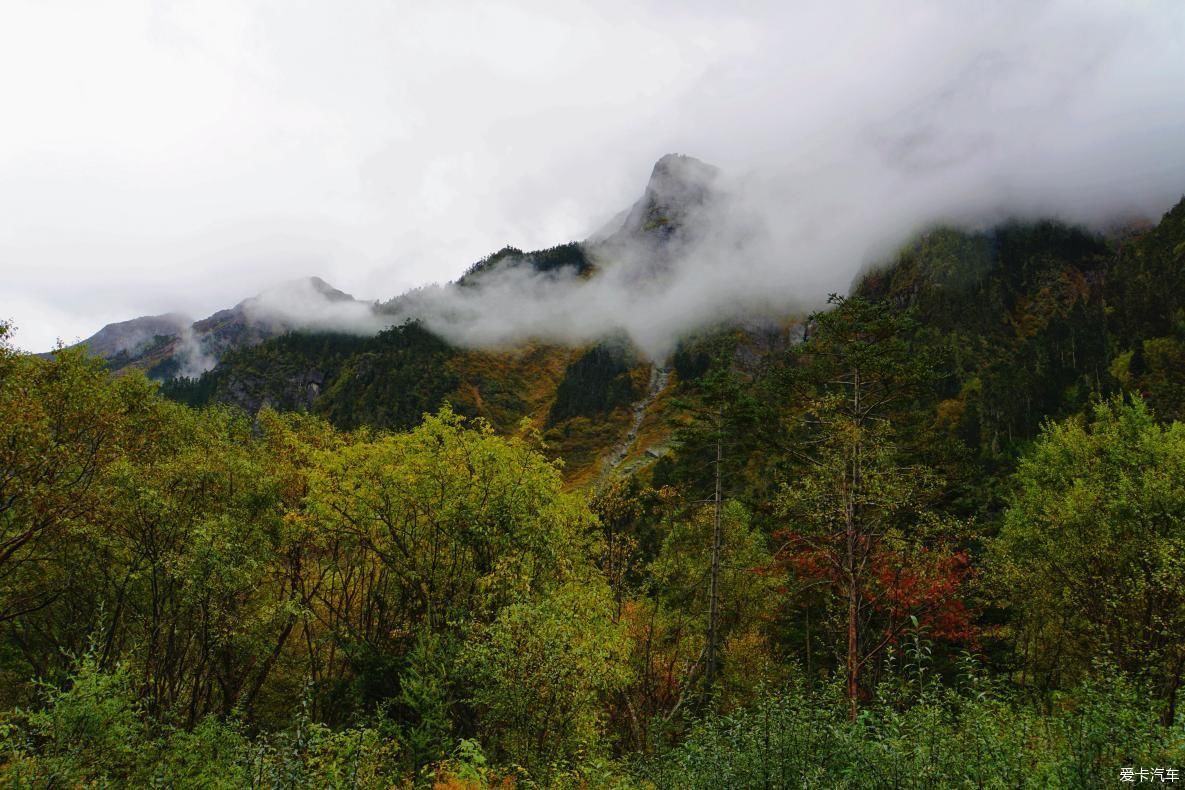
xmin=2 ymin=0 xmax=1183 ymax=352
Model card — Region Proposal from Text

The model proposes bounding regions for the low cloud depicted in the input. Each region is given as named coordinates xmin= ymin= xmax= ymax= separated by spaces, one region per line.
xmin=240 ymin=278 xmax=385 ymax=336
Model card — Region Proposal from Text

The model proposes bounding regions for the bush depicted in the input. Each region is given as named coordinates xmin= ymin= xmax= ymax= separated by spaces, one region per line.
xmin=645 ymin=660 xmax=1185 ymax=789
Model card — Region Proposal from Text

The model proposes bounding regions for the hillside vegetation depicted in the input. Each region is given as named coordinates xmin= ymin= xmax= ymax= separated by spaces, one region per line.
xmin=3 ymin=199 xmax=1185 ymax=786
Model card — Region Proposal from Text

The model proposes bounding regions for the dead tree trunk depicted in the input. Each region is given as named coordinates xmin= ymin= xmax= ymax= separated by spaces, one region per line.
xmin=705 ymin=410 xmax=724 ymax=696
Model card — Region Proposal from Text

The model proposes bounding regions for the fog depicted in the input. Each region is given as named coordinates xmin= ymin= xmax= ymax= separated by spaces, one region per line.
xmin=3 ymin=1 xmax=1184 ymax=354
xmin=239 ymin=277 xmax=383 ymax=336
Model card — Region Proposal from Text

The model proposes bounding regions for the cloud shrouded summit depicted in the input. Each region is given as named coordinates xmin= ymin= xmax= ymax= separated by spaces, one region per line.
xmin=3 ymin=0 xmax=1185 ymax=352
xmin=381 ymin=153 xmax=776 ymax=359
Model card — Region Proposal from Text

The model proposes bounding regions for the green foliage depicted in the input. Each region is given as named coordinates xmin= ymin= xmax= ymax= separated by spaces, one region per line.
xmin=1124 ymin=336 xmax=1185 ymax=421
xmin=548 ymin=341 xmax=640 ymax=425
xmin=992 ymin=396 xmax=1185 ymax=720
xmin=316 ymin=323 xmax=459 ymax=430
xmin=1109 ymin=197 xmax=1185 ymax=344
xmin=772 ymin=295 xmax=970 ymax=715
xmin=0 ymin=657 xmax=410 ymax=788
xmin=0 ymin=347 xmax=166 ymax=661
xmin=307 ymin=407 xmax=596 ymax=631
xmin=462 ymin=582 xmax=631 ymax=775
xmin=160 ymin=322 xmax=459 ymax=432
xmin=393 ymin=633 xmax=454 ymax=774
xmin=856 ymin=221 xmax=1112 ymax=460
xmin=661 ymin=332 xmax=766 ymax=502
xmin=647 ymin=501 xmax=778 ymax=700
xmin=0 ymin=349 xmax=621 ymax=780
xmin=646 ymin=663 xmax=1184 ymax=789
xmin=671 ymin=336 xmax=713 ymax=383
xmin=458 ymin=242 xmax=592 ymax=286
xmin=12 ymin=657 xmax=148 ymax=785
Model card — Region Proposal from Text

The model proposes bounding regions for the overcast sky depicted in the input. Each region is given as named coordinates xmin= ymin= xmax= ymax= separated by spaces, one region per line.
xmin=3 ymin=0 xmax=1185 ymax=352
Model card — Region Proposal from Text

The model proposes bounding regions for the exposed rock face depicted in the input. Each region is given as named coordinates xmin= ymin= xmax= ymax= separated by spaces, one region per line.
xmin=221 ymin=366 xmax=328 ymax=416
xmin=599 ymin=364 xmax=671 ymax=482
xmin=617 ymin=154 xmax=720 ymax=241
xmin=591 ymin=154 xmax=723 ymax=282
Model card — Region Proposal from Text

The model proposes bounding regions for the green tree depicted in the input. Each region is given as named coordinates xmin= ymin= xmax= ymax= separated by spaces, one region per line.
xmin=462 ymin=581 xmax=631 ymax=774
xmin=61 ymin=403 xmax=302 ymax=725
xmin=0 ymin=347 xmax=156 ymax=628
xmin=992 ymin=396 xmax=1185 ymax=724
xmin=301 ymin=407 xmax=602 ymax=720
xmin=306 ymin=407 xmax=596 ymax=629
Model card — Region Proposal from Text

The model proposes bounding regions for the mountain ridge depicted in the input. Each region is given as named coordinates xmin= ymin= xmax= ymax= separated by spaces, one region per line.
xmin=64 ymin=276 xmax=376 ymax=378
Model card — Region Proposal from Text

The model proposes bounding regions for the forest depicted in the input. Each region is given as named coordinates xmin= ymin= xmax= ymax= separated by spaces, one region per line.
xmin=3 ymin=203 xmax=1185 ymax=788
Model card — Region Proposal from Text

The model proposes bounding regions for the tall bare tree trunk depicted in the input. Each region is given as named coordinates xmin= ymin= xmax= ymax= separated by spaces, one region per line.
xmin=847 ymin=366 xmax=862 ymax=722
xmin=705 ymin=411 xmax=723 ymax=695
xmin=847 ymin=536 xmax=859 ymax=721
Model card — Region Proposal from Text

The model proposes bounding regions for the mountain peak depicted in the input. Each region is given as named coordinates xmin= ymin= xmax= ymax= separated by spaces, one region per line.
xmin=647 ymin=153 xmax=719 ymax=196
xmin=250 ymin=276 xmax=356 ymax=304
xmin=306 ymin=276 xmax=356 ymax=301
xmin=612 ymin=154 xmax=720 ymax=242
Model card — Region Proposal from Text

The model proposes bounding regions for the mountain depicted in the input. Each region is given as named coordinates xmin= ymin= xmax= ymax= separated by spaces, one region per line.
xmin=79 ymin=153 xmax=722 ymax=381
xmin=70 ymin=154 xmax=1185 ymax=486
xmin=160 ymin=154 xmax=737 ymax=483
xmin=440 ymin=154 xmax=720 ymax=293
xmin=67 ymin=276 xmax=377 ymax=379
xmin=585 ymin=153 xmax=723 ymax=286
